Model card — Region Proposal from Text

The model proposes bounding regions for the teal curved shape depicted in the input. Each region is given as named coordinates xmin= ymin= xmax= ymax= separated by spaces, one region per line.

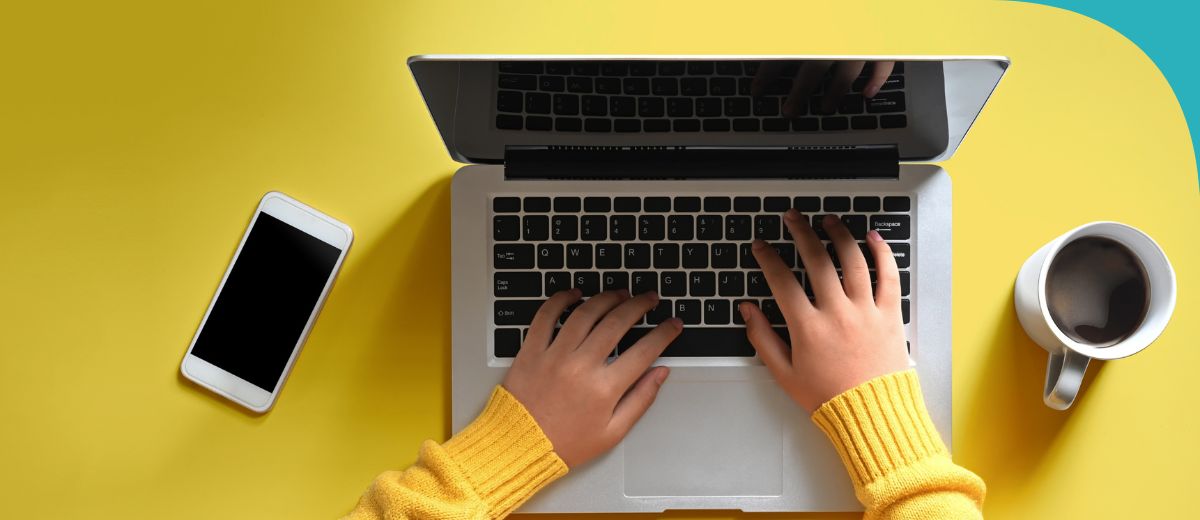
xmin=1029 ymin=0 xmax=1198 ymax=189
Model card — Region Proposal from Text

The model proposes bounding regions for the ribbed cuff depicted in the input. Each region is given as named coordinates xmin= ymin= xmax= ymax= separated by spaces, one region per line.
xmin=443 ymin=386 xmax=568 ymax=519
xmin=811 ymin=369 xmax=948 ymax=490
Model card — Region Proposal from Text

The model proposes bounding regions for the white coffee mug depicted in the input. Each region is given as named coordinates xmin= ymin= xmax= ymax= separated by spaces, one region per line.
xmin=1014 ymin=222 xmax=1176 ymax=410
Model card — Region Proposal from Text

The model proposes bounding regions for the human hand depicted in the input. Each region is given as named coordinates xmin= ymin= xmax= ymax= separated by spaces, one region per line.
xmin=741 ymin=210 xmax=909 ymax=412
xmin=502 ymin=289 xmax=683 ymax=468
xmin=752 ymin=60 xmax=896 ymax=117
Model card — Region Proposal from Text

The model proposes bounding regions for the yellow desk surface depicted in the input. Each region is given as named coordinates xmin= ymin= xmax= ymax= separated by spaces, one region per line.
xmin=1 ymin=1 xmax=1196 ymax=518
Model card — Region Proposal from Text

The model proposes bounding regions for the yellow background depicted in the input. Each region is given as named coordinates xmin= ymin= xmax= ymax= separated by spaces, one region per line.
xmin=1 ymin=0 xmax=1196 ymax=518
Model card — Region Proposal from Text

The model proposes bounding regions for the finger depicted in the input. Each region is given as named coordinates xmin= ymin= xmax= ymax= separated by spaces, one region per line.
xmin=784 ymin=209 xmax=842 ymax=303
xmin=750 ymin=239 xmax=811 ymax=316
xmin=866 ymin=229 xmax=901 ymax=310
xmin=523 ymin=288 xmax=582 ymax=354
xmin=820 ymin=61 xmax=865 ymax=114
xmin=783 ymin=60 xmax=833 ymax=117
xmin=607 ymin=318 xmax=682 ymax=387
xmin=863 ymin=61 xmax=895 ymax=99
xmin=751 ymin=60 xmax=785 ymax=97
xmin=607 ymin=366 xmax=670 ymax=440
xmin=577 ymin=291 xmax=660 ymax=361
xmin=740 ymin=302 xmax=793 ymax=377
xmin=824 ymin=214 xmax=872 ymax=301
xmin=552 ymin=290 xmax=629 ymax=352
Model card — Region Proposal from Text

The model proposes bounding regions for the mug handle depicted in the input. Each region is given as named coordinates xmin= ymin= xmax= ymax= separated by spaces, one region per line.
xmin=1044 ymin=347 xmax=1090 ymax=410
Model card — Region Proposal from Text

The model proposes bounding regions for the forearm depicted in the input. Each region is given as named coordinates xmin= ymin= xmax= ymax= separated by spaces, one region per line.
xmin=812 ymin=369 xmax=985 ymax=519
xmin=344 ymin=387 xmax=568 ymax=520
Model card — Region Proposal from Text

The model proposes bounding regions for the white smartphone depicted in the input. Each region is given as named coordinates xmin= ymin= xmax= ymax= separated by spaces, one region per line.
xmin=180 ymin=191 xmax=352 ymax=413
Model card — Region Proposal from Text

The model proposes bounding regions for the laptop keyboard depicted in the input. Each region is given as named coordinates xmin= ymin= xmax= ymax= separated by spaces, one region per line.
xmin=494 ymin=60 xmax=908 ymax=134
xmin=491 ymin=194 xmax=913 ymax=358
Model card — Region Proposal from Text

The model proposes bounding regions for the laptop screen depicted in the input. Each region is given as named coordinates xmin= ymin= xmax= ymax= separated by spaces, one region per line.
xmin=409 ymin=56 xmax=1008 ymax=164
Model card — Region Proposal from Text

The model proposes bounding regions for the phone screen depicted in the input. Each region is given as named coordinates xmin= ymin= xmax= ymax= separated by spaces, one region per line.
xmin=191 ymin=212 xmax=342 ymax=392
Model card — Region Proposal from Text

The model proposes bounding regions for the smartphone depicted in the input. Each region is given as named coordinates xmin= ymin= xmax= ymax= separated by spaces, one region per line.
xmin=180 ymin=192 xmax=352 ymax=412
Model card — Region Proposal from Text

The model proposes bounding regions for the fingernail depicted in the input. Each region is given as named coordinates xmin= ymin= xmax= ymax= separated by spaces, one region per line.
xmin=864 ymin=85 xmax=879 ymax=98
xmin=647 ymin=290 xmax=660 ymax=302
xmin=752 ymin=239 xmax=767 ymax=250
xmin=867 ymin=229 xmax=883 ymax=242
xmin=824 ymin=214 xmax=839 ymax=226
xmin=738 ymin=302 xmax=750 ymax=318
xmin=668 ymin=317 xmax=683 ymax=330
xmin=785 ymin=208 xmax=801 ymax=220
xmin=654 ymin=367 xmax=670 ymax=385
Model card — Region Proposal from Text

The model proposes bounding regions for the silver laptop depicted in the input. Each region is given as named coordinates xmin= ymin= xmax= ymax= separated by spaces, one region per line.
xmin=410 ymin=55 xmax=1007 ymax=513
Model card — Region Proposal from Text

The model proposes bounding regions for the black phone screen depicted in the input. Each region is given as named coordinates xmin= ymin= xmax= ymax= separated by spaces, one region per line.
xmin=191 ymin=213 xmax=341 ymax=392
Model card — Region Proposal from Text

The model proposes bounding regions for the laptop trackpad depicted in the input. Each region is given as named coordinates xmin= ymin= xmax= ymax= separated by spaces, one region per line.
xmin=623 ymin=378 xmax=785 ymax=497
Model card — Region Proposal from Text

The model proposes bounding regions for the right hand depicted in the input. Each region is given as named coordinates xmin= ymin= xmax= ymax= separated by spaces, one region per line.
xmin=741 ymin=210 xmax=910 ymax=412
xmin=752 ymin=60 xmax=896 ymax=117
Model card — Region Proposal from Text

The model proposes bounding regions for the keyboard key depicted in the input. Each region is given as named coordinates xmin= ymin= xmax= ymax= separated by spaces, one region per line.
xmin=614 ymin=119 xmax=641 ymax=132
xmin=581 ymin=95 xmax=607 ymax=116
xmin=522 ymin=215 xmax=549 ymax=240
xmin=494 ymin=216 xmax=520 ymax=241
xmin=890 ymin=242 xmax=911 ymax=268
xmin=689 ymin=272 xmax=716 ymax=296
xmin=494 ymin=328 xmax=522 ymax=358
xmin=496 ymin=114 xmax=522 ymax=130
xmin=739 ymin=243 xmax=758 ymax=269
xmin=866 ymin=91 xmax=906 ymax=113
xmin=596 ymin=243 xmax=622 ymax=268
xmin=667 ymin=215 xmax=694 ymax=240
xmin=623 ymin=77 xmax=650 ymax=95
xmin=653 ymin=243 xmax=680 ymax=268
xmin=837 ymin=94 xmax=864 ymax=115
xmin=538 ymin=75 xmax=565 ymax=92
xmin=823 ymin=196 xmax=850 ymax=212
xmin=610 ymin=215 xmax=636 ymax=240
xmin=494 ymin=244 xmax=534 ymax=269
xmin=566 ymin=76 xmax=593 ymax=93
xmin=754 ymin=214 xmax=780 ymax=239
xmin=900 ymin=271 xmax=911 ymax=296
xmin=499 ymin=62 xmax=542 ymax=74
xmin=631 ymin=271 xmax=657 ymax=295
xmin=603 ymin=271 xmax=629 ymax=291
xmin=545 ymin=62 xmax=571 ymax=75
xmin=732 ymin=299 xmax=755 ymax=324
xmin=580 ymin=215 xmax=607 ymax=241
xmin=724 ymin=97 xmax=750 ymax=115
xmin=710 ymin=78 xmax=736 ymax=96
xmin=695 ymin=97 xmax=721 ymax=117
xmin=498 ymin=74 xmax=537 ymax=90
xmin=851 ymin=115 xmax=878 ymax=130
xmin=660 ymin=271 xmax=686 ymax=296
xmin=725 ymin=215 xmax=752 ymax=240
xmin=646 ymin=298 xmax=673 ymax=324
xmin=793 ymin=196 xmax=821 ymax=212
xmin=733 ymin=118 xmax=760 ymax=132
xmin=553 ymin=94 xmax=579 ymax=115
xmin=902 ymin=299 xmax=911 ymax=324
xmin=623 ymin=243 xmax=651 ymax=268
xmin=811 ymin=215 xmax=831 ymax=240
xmin=544 ymin=271 xmax=571 ymax=295
xmin=657 ymin=327 xmax=786 ymax=357
xmin=537 ymin=243 xmax=563 ymax=269
xmin=493 ymin=197 xmax=520 ymax=213
xmin=764 ymin=197 xmax=790 ymax=212
xmin=595 ymin=77 xmax=621 ymax=94
xmin=638 ymin=215 xmax=665 ymax=240
xmin=584 ymin=196 xmax=610 ymax=212
xmin=747 ymin=271 xmax=771 ymax=296
xmin=610 ymin=96 xmax=636 ymax=117
xmin=574 ymin=272 xmax=600 ymax=296
xmin=841 ymin=214 xmax=867 ymax=239
xmin=553 ymin=196 xmax=581 ymax=212
xmin=651 ymin=78 xmax=678 ymax=96
xmin=525 ymin=116 xmax=552 ymax=131
xmin=601 ymin=62 xmax=628 ymax=76
xmin=497 ymin=90 xmax=523 ymax=113
xmin=494 ymin=272 xmax=540 ymax=297
xmin=673 ymin=197 xmax=701 ymax=212
xmin=658 ymin=62 xmax=685 ymax=75
xmin=674 ymin=299 xmax=702 ymax=324
xmin=880 ymin=114 xmax=908 ymax=128
xmin=711 ymin=243 xmax=738 ymax=268
xmin=761 ymin=299 xmax=785 ymax=324
xmin=667 ymin=97 xmax=693 ymax=117
xmin=494 ymin=300 xmax=543 ymax=326
xmin=555 ymin=116 xmax=582 ymax=133
xmin=703 ymin=119 xmax=731 ymax=132
xmin=762 ymin=118 xmax=790 ymax=131
xmin=734 ymin=196 xmax=761 ymax=212
xmin=704 ymin=196 xmax=731 ymax=212
xmin=525 ymin=92 xmax=551 ymax=114
xmin=822 ymin=117 xmax=849 ymax=130
xmin=704 ymin=299 xmax=731 ymax=324
xmin=629 ymin=61 xmax=657 ymax=76
xmin=566 ymin=243 xmax=592 ymax=268
xmin=524 ymin=197 xmax=551 ymax=212
xmin=638 ymin=97 xmax=665 ymax=117
xmin=551 ymin=215 xmax=578 ymax=240
xmin=697 ymin=215 xmax=723 ymax=239
xmin=614 ymin=196 xmax=640 ymax=212
xmin=644 ymin=119 xmax=670 ymax=132
xmin=584 ymin=118 xmax=612 ymax=132
xmin=853 ymin=196 xmax=881 ymax=212
xmin=883 ymin=196 xmax=911 ymax=212
xmin=642 ymin=197 xmax=670 ymax=212
xmin=718 ymin=271 xmax=745 ymax=297
xmin=681 ymin=78 xmax=707 ymax=96
xmin=687 ymin=61 xmax=714 ymax=75
xmin=673 ymin=243 xmax=706 ymax=270
xmin=716 ymin=61 xmax=742 ymax=75
xmin=792 ymin=117 xmax=819 ymax=131
xmin=870 ymin=215 xmax=910 ymax=239
xmin=754 ymin=97 xmax=781 ymax=116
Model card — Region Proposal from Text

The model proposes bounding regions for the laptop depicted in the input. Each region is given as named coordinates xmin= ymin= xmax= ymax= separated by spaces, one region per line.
xmin=409 ymin=55 xmax=1007 ymax=513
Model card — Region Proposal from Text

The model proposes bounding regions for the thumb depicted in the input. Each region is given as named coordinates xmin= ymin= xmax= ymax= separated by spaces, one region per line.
xmin=608 ymin=366 xmax=670 ymax=439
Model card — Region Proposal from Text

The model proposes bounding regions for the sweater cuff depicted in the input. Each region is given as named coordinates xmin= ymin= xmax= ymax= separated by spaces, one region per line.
xmin=810 ymin=369 xmax=948 ymax=490
xmin=443 ymin=386 xmax=568 ymax=519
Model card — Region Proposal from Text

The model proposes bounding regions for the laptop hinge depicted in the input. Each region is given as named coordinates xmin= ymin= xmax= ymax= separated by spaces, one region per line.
xmin=503 ymin=145 xmax=899 ymax=180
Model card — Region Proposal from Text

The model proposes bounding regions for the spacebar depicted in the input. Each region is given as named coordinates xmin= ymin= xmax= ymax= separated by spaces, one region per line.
xmin=616 ymin=326 xmax=789 ymax=357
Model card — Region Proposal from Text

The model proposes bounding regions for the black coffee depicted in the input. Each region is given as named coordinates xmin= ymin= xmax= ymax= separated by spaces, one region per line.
xmin=1045 ymin=236 xmax=1149 ymax=346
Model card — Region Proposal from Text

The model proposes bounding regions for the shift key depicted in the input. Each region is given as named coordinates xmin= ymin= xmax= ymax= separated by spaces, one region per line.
xmin=494 ymin=300 xmax=543 ymax=326
xmin=870 ymin=215 xmax=910 ymax=240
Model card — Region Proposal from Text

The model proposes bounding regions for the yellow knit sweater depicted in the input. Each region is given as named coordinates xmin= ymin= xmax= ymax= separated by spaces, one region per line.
xmin=344 ymin=369 xmax=985 ymax=519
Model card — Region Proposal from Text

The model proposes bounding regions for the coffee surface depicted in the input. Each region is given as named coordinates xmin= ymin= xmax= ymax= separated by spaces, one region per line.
xmin=1045 ymin=236 xmax=1149 ymax=346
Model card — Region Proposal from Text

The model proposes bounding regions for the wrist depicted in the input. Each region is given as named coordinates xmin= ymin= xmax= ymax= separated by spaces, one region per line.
xmin=443 ymin=386 xmax=569 ymax=518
